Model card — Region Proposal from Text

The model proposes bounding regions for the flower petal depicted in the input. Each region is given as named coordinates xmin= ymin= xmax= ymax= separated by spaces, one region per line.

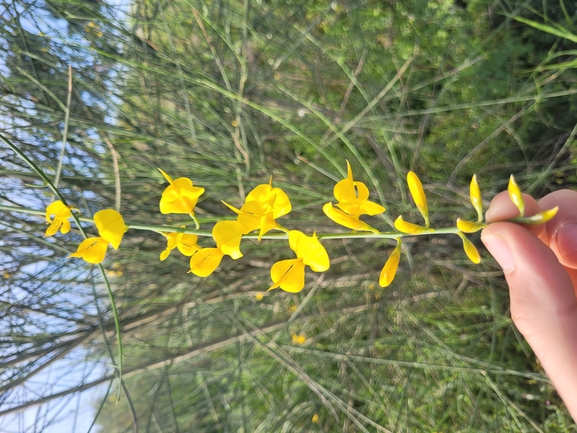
xmin=323 ymin=202 xmax=379 ymax=233
xmin=353 ymin=181 xmax=370 ymax=201
xmin=189 ymin=248 xmax=224 ymax=277
xmin=60 ymin=219 xmax=71 ymax=235
xmin=407 ymin=171 xmax=429 ymax=226
xmin=213 ymin=221 xmax=244 ymax=259
xmin=45 ymin=219 xmax=63 ymax=237
xmin=288 ymin=230 xmax=330 ymax=272
xmin=158 ymin=168 xmax=174 ymax=185
xmin=379 ymin=239 xmax=402 ymax=287
xmin=268 ymin=258 xmax=306 ymax=293
xmin=94 ymin=209 xmax=125 ymax=249
xmin=517 ymin=207 xmax=559 ymax=225
xmin=358 ymin=200 xmax=386 ymax=216
xmin=46 ymin=200 xmax=72 ymax=221
xmin=160 ymin=248 xmax=171 ymax=261
xmin=68 ymin=237 xmax=109 ymax=264
xmin=508 ymin=175 xmax=524 ymax=217
xmin=177 ymin=234 xmax=200 ymax=256
xmin=393 ymin=216 xmax=433 ymax=234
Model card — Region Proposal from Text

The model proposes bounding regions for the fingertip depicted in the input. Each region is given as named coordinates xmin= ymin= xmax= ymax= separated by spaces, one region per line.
xmin=485 ymin=191 xmax=546 ymax=239
xmin=539 ymin=190 xmax=577 ymax=269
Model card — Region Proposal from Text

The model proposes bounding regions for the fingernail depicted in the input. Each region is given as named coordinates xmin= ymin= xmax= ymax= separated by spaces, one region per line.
xmin=481 ymin=235 xmax=515 ymax=273
xmin=555 ymin=223 xmax=577 ymax=263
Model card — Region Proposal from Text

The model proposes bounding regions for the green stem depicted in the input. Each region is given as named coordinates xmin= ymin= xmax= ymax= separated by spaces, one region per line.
xmin=0 ymin=203 xmax=532 ymax=240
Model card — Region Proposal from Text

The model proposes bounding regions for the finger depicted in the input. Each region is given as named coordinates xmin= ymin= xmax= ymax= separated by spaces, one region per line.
xmin=481 ymin=222 xmax=577 ymax=419
xmin=539 ymin=190 xmax=577 ymax=269
xmin=485 ymin=191 xmax=546 ymax=241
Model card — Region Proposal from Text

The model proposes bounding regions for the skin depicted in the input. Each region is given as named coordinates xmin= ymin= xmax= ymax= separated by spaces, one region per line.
xmin=481 ymin=190 xmax=577 ymax=419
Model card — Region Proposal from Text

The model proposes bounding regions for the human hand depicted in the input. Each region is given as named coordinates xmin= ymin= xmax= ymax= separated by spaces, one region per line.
xmin=481 ymin=190 xmax=577 ymax=419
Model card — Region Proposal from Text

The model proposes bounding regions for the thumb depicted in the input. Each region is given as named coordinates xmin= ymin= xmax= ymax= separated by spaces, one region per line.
xmin=482 ymin=222 xmax=577 ymax=418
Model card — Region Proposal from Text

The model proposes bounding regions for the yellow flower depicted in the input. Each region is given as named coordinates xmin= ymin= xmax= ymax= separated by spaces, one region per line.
xmin=508 ymin=175 xmax=524 ymax=217
xmin=269 ymin=230 xmax=329 ymax=293
xmin=457 ymin=232 xmax=481 ymax=264
xmin=254 ymin=292 xmax=264 ymax=301
xmin=312 ymin=414 xmax=319 ymax=423
xmin=393 ymin=216 xmax=433 ymax=234
xmin=407 ymin=171 xmax=429 ymax=227
xmin=455 ymin=175 xmax=486 ymax=233
xmin=158 ymin=168 xmax=205 ymax=228
xmin=223 ymin=178 xmax=291 ymax=240
xmin=323 ymin=161 xmax=385 ymax=232
xmin=189 ymin=221 xmax=245 ymax=277
xmin=160 ymin=226 xmax=200 ymax=261
xmin=291 ymin=333 xmax=306 ymax=345
xmin=45 ymin=200 xmax=72 ymax=237
xmin=470 ymin=174 xmax=483 ymax=222
xmin=379 ymin=239 xmax=401 ymax=287
xmin=69 ymin=209 xmax=126 ymax=264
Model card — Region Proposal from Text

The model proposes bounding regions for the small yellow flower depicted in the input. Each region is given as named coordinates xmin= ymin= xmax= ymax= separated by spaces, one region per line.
xmin=160 ymin=227 xmax=200 ymax=261
xmin=508 ymin=175 xmax=524 ymax=217
xmin=223 ymin=178 xmax=291 ymax=240
xmin=69 ymin=209 xmax=126 ymax=264
xmin=394 ymin=216 xmax=433 ymax=234
xmin=254 ymin=292 xmax=264 ymax=301
xmin=379 ymin=239 xmax=401 ymax=287
xmin=189 ymin=221 xmax=245 ymax=277
xmin=457 ymin=232 xmax=481 ymax=264
xmin=312 ymin=413 xmax=319 ymax=423
xmin=291 ymin=333 xmax=306 ymax=345
xmin=323 ymin=161 xmax=385 ymax=232
xmin=470 ymin=174 xmax=483 ymax=222
xmin=158 ymin=168 xmax=205 ymax=228
xmin=407 ymin=171 xmax=429 ymax=227
xmin=268 ymin=231 xmax=329 ymax=293
xmin=455 ymin=175 xmax=486 ymax=233
xmin=45 ymin=200 xmax=72 ymax=237
xmin=456 ymin=219 xmax=486 ymax=233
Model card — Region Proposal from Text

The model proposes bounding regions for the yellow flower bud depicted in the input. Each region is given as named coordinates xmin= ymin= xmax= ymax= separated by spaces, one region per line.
xmin=379 ymin=239 xmax=401 ymax=287
xmin=508 ymin=175 xmax=524 ymax=217
xmin=394 ymin=216 xmax=433 ymax=234
xmin=456 ymin=218 xmax=486 ymax=233
xmin=470 ymin=174 xmax=483 ymax=222
xmin=458 ymin=232 xmax=480 ymax=264
xmin=516 ymin=207 xmax=559 ymax=225
xmin=407 ymin=171 xmax=429 ymax=227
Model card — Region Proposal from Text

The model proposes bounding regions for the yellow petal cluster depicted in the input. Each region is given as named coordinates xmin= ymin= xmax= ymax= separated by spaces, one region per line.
xmin=158 ymin=168 xmax=205 ymax=228
xmin=160 ymin=226 xmax=200 ymax=261
xmin=45 ymin=200 xmax=72 ymax=237
xmin=69 ymin=209 xmax=126 ymax=264
xmin=269 ymin=230 xmax=329 ymax=293
xmin=223 ymin=178 xmax=291 ymax=240
xmin=323 ymin=161 xmax=385 ymax=232
xmin=379 ymin=239 xmax=402 ymax=287
xmin=189 ymin=221 xmax=245 ymax=277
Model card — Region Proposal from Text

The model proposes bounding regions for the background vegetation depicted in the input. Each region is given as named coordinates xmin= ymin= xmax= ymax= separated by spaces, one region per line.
xmin=1 ymin=0 xmax=577 ymax=431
